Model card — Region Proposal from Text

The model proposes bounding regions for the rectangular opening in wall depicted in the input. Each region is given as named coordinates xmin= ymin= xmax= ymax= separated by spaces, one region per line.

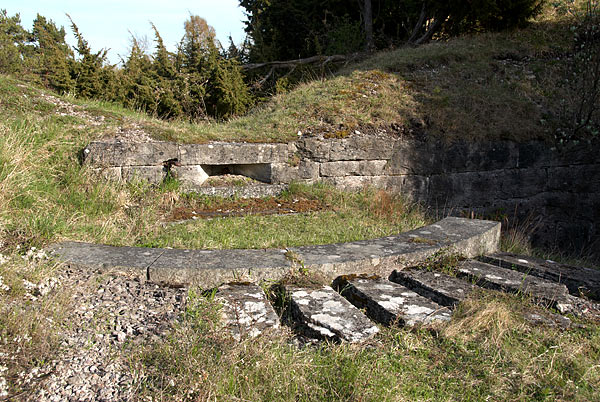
xmin=202 ymin=163 xmax=272 ymax=184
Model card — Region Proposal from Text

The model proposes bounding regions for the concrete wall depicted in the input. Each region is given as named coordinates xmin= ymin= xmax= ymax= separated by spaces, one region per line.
xmin=84 ymin=137 xmax=600 ymax=255
xmin=297 ymin=136 xmax=599 ymax=255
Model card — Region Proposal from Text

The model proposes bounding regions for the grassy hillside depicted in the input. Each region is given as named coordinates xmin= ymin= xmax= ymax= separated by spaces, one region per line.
xmin=75 ymin=6 xmax=580 ymax=145
xmin=0 ymin=5 xmax=581 ymax=146
xmin=1 ymin=4 xmax=599 ymax=400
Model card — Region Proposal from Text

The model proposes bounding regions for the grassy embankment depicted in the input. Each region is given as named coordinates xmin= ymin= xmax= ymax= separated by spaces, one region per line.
xmin=1 ymin=4 xmax=599 ymax=400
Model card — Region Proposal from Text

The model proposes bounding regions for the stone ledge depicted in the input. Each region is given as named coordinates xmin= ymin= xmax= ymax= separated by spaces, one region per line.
xmin=83 ymin=141 xmax=293 ymax=167
xmin=48 ymin=217 xmax=500 ymax=288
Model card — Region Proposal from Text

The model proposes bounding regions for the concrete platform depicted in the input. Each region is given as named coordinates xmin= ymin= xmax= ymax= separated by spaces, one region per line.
xmin=479 ymin=252 xmax=600 ymax=300
xmin=457 ymin=260 xmax=572 ymax=311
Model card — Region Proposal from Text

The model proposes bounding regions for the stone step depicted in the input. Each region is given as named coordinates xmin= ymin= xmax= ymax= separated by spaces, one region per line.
xmin=390 ymin=269 xmax=476 ymax=307
xmin=479 ymin=253 xmax=600 ymax=300
xmin=457 ymin=260 xmax=575 ymax=313
xmin=332 ymin=276 xmax=452 ymax=327
xmin=216 ymin=283 xmax=280 ymax=340
xmin=286 ymin=286 xmax=379 ymax=343
xmin=391 ymin=268 xmax=576 ymax=327
xmin=187 ymin=184 xmax=288 ymax=199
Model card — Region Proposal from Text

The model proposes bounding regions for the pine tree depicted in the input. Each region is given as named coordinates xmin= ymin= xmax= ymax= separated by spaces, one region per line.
xmin=31 ymin=15 xmax=75 ymax=94
xmin=68 ymin=15 xmax=107 ymax=99
xmin=0 ymin=10 xmax=30 ymax=74
xmin=150 ymin=23 xmax=183 ymax=119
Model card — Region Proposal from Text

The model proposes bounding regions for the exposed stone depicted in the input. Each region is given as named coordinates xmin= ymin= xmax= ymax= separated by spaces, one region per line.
xmin=390 ymin=269 xmax=476 ymax=307
xmin=216 ymin=284 xmax=280 ymax=340
xmin=122 ymin=166 xmax=166 ymax=184
xmin=522 ymin=311 xmax=572 ymax=329
xmin=321 ymin=175 xmax=390 ymax=191
xmin=178 ymin=142 xmax=291 ymax=165
xmin=84 ymin=141 xmax=179 ymax=167
xmin=297 ymin=137 xmax=331 ymax=162
xmin=29 ymin=267 xmax=186 ymax=402
xmin=287 ymin=285 xmax=379 ymax=342
xmin=271 ymin=161 xmax=319 ymax=184
xmin=187 ymin=184 xmax=288 ymax=198
xmin=173 ymin=165 xmax=209 ymax=187
xmin=333 ymin=276 xmax=451 ymax=326
xmin=319 ymin=160 xmax=388 ymax=177
xmin=328 ymin=136 xmax=396 ymax=161
xmin=559 ymin=295 xmax=600 ymax=320
xmin=92 ymin=167 xmax=122 ymax=181
xmin=479 ymin=252 xmax=600 ymax=300
xmin=457 ymin=260 xmax=572 ymax=312
xmin=83 ymin=137 xmax=600 ymax=255
xmin=49 ymin=218 xmax=501 ymax=289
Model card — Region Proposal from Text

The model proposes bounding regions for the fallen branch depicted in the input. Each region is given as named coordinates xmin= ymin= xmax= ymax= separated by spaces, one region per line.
xmin=242 ymin=54 xmax=354 ymax=71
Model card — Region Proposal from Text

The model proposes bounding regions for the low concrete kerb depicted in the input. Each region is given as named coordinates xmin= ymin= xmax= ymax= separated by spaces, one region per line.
xmin=48 ymin=217 xmax=500 ymax=288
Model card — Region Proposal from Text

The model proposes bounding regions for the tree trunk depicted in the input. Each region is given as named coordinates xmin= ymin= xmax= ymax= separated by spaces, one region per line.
xmin=414 ymin=14 xmax=445 ymax=45
xmin=407 ymin=3 xmax=427 ymax=44
xmin=364 ymin=0 xmax=374 ymax=51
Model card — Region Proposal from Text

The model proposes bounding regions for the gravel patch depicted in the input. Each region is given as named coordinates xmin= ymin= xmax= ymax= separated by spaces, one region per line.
xmin=23 ymin=267 xmax=186 ymax=401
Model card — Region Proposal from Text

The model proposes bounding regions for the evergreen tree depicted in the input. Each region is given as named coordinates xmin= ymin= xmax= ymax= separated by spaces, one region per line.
xmin=150 ymin=23 xmax=183 ymax=119
xmin=31 ymin=15 xmax=75 ymax=93
xmin=68 ymin=15 xmax=107 ymax=99
xmin=121 ymin=36 xmax=157 ymax=113
xmin=0 ymin=10 xmax=30 ymax=74
xmin=206 ymin=57 xmax=252 ymax=119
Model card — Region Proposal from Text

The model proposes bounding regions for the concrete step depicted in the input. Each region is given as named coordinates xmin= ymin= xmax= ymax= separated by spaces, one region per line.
xmin=457 ymin=260 xmax=574 ymax=312
xmin=390 ymin=269 xmax=476 ymax=307
xmin=286 ymin=285 xmax=379 ymax=343
xmin=216 ymin=283 xmax=280 ymax=340
xmin=187 ymin=184 xmax=288 ymax=199
xmin=391 ymin=268 xmax=576 ymax=327
xmin=479 ymin=253 xmax=600 ymax=300
xmin=332 ymin=276 xmax=451 ymax=327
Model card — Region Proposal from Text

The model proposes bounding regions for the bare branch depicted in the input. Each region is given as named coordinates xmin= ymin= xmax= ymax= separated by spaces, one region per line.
xmin=242 ymin=54 xmax=351 ymax=71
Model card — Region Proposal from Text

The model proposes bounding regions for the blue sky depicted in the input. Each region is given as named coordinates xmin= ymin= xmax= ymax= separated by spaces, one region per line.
xmin=4 ymin=0 xmax=247 ymax=64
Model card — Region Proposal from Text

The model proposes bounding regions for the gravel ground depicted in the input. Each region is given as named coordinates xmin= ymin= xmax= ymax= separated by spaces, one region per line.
xmin=22 ymin=267 xmax=186 ymax=402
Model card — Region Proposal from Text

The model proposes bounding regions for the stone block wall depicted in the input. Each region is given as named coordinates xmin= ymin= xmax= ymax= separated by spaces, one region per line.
xmin=83 ymin=136 xmax=599 ymax=255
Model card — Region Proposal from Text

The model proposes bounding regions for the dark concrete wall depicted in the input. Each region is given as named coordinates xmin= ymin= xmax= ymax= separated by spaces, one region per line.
xmin=297 ymin=137 xmax=599 ymax=255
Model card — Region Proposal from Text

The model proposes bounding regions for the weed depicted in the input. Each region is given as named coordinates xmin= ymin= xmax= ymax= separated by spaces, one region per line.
xmin=418 ymin=249 xmax=465 ymax=276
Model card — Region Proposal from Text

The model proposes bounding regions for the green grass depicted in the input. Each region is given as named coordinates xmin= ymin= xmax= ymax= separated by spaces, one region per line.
xmin=0 ymin=74 xmax=431 ymax=397
xmin=142 ymin=184 xmax=427 ymax=250
xmin=1 ymin=4 xmax=598 ymax=400
xmin=129 ymin=289 xmax=600 ymax=401
xmin=0 ymin=76 xmax=428 ymax=251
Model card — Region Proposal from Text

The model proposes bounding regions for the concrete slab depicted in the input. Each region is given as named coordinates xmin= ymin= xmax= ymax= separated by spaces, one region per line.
xmin=216 ymin=284 xmax=280 ymax=340
xmin=287 ymin=286 xmax=379 ymax=343
xmin=457 ymin=260 xmax=572 ymax=311
xmin=293 ymin=217 xmax=500 ymax=279
xmin=390 ymin=269 xmax=476 ymax=307
xmin=47 ymin=242 xmax=163 ymax=280
xmin=185 ymin=184 xmax=288 ymax=198
xmin=479 ymin=252 xmax=600 ymax=300
xmin=333 ymin=276 xmax=451 ymax=326
xmin=148 ymin=249 xmax=292 ymax=287
xmin=49 ymin=218 xmax=500 ymax=289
